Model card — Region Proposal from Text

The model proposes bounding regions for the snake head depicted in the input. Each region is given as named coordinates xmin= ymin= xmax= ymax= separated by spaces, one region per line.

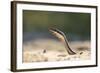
xmin=49 ymin=27 xmax=65 ymax=42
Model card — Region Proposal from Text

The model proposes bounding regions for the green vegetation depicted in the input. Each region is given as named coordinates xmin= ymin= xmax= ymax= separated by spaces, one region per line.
xmin=23 ymin=10 xmax=90 ymax=37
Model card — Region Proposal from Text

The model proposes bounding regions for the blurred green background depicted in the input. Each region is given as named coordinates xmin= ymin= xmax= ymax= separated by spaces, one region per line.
xmin=23 ymin=10 xmax=91 ymax=41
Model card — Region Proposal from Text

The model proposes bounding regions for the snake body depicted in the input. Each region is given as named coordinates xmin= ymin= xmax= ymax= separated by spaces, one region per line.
xmin=49 ymin=28 xmax=76 ymax=55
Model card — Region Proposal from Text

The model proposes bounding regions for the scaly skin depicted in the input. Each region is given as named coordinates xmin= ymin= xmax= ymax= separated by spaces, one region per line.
xmin=49 ymin=27 xmax=76 ymax=55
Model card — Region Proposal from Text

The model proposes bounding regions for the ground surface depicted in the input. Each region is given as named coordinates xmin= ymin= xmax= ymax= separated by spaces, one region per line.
xmin=23 ymin=39 xmax=90 ymax=63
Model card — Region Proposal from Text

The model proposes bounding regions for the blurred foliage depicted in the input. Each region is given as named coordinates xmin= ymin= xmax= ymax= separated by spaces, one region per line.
xmin=23 ymin=10 xmax=90 ymax=37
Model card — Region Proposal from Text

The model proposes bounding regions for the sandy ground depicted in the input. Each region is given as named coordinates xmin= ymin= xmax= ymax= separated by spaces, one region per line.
xmin=23 ymin=39 xmax=91 ymax=63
